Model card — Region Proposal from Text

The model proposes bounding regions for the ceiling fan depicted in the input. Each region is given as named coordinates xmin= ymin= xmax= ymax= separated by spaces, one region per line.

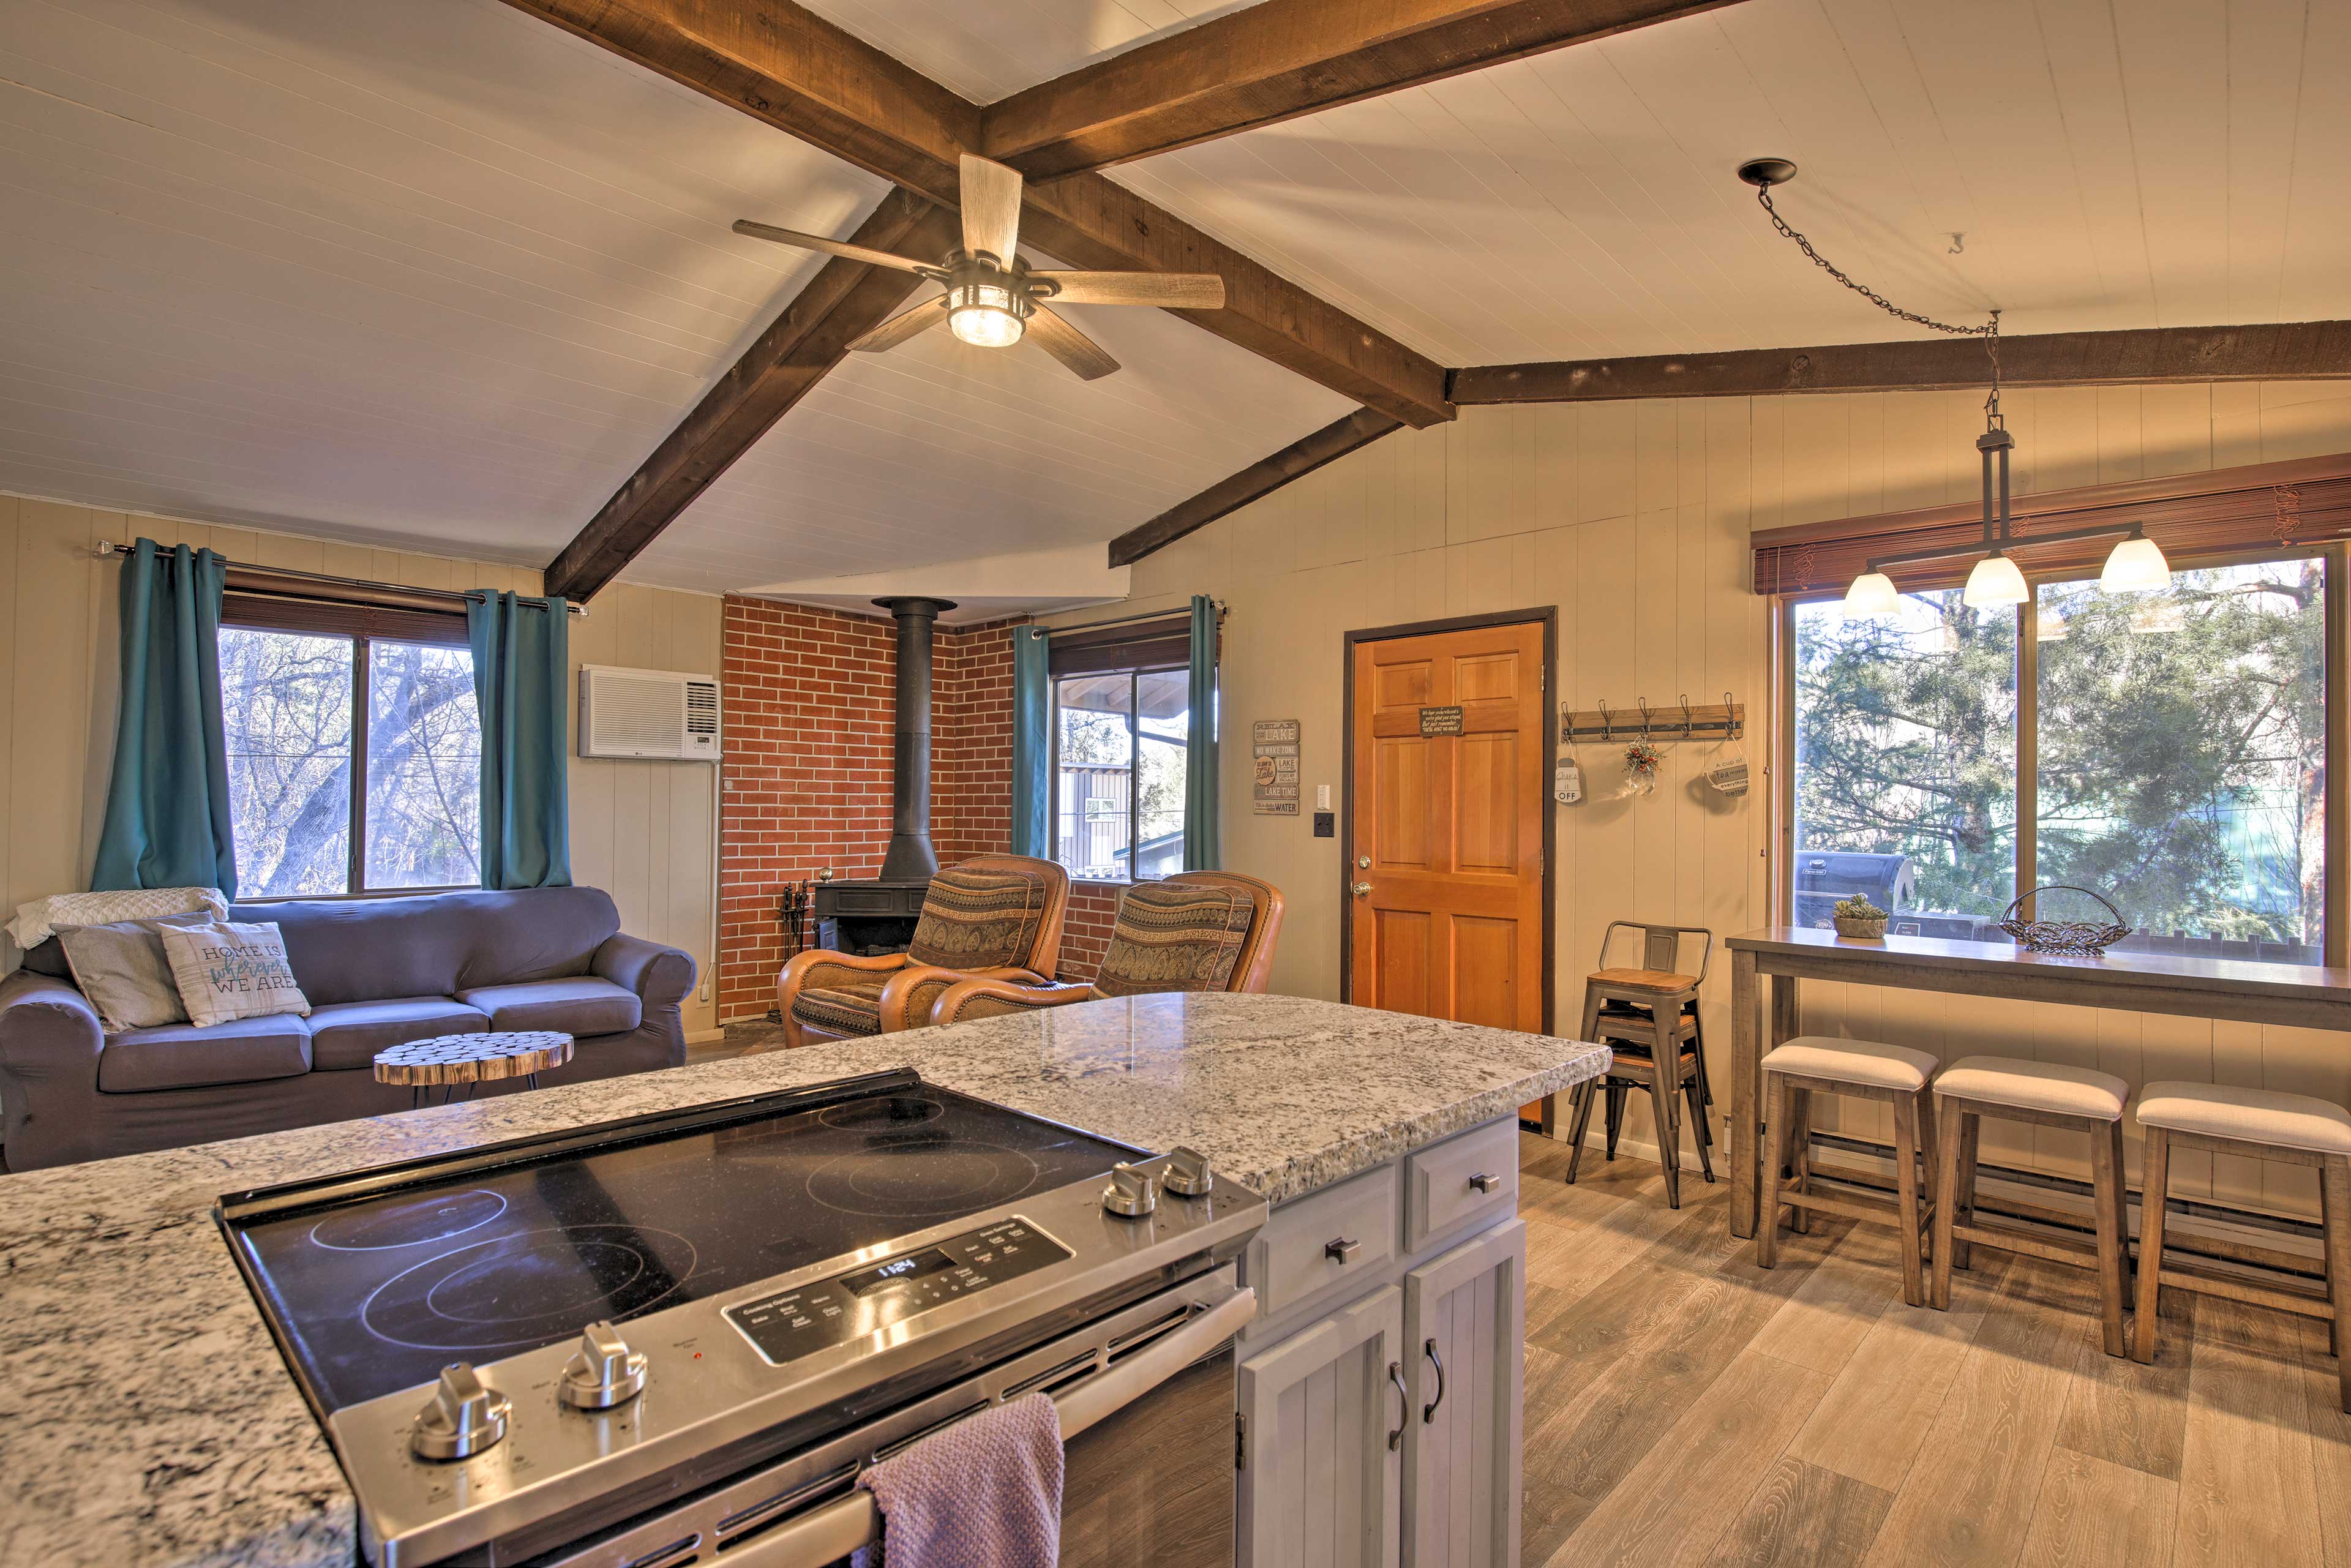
xmin=733 ymin=155 xmax=1226 ymax=381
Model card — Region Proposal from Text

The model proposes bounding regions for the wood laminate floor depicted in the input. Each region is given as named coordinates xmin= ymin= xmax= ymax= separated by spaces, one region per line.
xmin=1515 ymin=1132 xmax=2351 ymax=1568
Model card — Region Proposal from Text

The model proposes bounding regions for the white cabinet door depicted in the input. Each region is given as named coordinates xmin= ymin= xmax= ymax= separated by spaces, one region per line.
xmin=1401 ymin=1218 xmax=1526 ymax=1568
xmin=1236 ymin=1283 xmax=1404 ymax=1568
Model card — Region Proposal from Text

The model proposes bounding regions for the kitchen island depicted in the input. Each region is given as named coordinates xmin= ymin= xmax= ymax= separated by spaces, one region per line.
xmin=0 ymin=992 xmax=1605 ymax=1568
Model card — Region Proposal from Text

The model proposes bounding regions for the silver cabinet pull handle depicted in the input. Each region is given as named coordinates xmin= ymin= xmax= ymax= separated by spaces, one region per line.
xmin=1324 ymin=1236 xmax=1361 ymax=1262
xmin=1422 ymin=1338 xmax=1445 ymax=1422
xmin=1387 ymin=1360 xmax=1407 ymax=1450
xmin=1468 ymin=1172 xmax=1500 ymax=1193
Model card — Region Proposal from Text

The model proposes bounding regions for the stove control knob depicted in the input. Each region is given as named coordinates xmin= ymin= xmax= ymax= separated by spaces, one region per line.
xmin=1103 ymin=1162 xmax=1158 ymax=1217
xmin=1161 ymin=1147 xmax=1213 ymax=1198
xmin=411 ymin=1362 xmax=510 ymax=1461
xmin=561 ymin=1320 xmax=648 ymax=1411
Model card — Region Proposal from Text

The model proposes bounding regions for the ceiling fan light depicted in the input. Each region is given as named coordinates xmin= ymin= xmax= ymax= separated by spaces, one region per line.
xmin=1842 ymin=571 xmax=1900 ymax=618
xmin=947 ymin=279 xmax=1024 ymax=348
xmin=1962 ymin=550 xmax=2028 ymax=608
xmin=2099 ymin=533 xmax=2172 ymax=593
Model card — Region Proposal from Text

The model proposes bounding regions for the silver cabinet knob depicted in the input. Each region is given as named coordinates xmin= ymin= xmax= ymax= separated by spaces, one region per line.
xmin=1161 ymin=1147 xmax=1213 ymax=1198
xmin=1468 ymin=1172 xmax=1501 ymax=1193
xmin=1103 ymin=1163 xmax=1158 ymax=1217
xmin=411 ymin=1362 xmax=510 ymax=1461
xmin=1351 ymin=882 xmax=1372 ymax=898
xmin=1324 ymin=1236 xmax=1361 ymax=1263
xmin=561 ymin=1319 xmax=648 ymax=1411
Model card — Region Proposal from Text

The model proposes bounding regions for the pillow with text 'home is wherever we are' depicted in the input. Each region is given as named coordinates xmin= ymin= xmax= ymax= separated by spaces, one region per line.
xmin=158 ymin=921 xmax=312 ymax=1030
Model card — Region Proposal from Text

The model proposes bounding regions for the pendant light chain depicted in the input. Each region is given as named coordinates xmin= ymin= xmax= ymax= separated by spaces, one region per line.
xmin=1752 ymin=183 xmax=2004 ymax=423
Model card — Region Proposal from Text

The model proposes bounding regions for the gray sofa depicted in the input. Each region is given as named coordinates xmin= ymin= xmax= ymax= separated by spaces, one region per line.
xmin=0 ymin=887 xmax=693 ymax=1171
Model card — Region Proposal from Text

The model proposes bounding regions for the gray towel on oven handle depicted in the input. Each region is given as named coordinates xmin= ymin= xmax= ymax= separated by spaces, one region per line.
xmin=852 ymin=1391 xmax=1063 ymax=1568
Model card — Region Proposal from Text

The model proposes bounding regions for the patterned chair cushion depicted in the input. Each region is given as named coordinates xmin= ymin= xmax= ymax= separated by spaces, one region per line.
xmin=1093 ymin=882 xmax=1256 ymax=999
xmin=792 ymin=978 xmax=889 ymax=1037
xmin=906 ymin=866 xmax=1049 ymax=970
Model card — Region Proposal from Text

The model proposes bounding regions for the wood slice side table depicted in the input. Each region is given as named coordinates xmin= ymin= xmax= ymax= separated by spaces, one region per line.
xmin=373 ymin=1031 xmax=573 ymax=1108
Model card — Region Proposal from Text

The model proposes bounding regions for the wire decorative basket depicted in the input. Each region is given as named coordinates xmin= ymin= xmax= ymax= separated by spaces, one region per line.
xmin=2000 ymin=885 xmax=2131 ymax=955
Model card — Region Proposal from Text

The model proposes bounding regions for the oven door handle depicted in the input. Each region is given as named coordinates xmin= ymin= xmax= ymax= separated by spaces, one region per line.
xmin=720 ymin=1285 xmax=1259 ymax=1566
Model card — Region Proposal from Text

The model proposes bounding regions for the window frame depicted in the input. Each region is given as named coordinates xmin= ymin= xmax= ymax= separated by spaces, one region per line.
xmin=1774 ymin=539 xmax=2350 ymax=967
xmin=1049 ymin=660 xmax=1190 ymax=886
xmin=220 ymin=595 xmax=481 ymax=901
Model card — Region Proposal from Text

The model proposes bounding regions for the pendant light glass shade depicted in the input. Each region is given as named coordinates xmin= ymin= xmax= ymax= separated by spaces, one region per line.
xmin=947 ymin=279 xmax=1024 ymax=347
xmin=2098 ymin=533 xmax=2172 ymax=593
xmin=1962 ymin=550 xmax=2028 ymax=607
xmin=1842 ymin=571 xmax=1900 ymax=617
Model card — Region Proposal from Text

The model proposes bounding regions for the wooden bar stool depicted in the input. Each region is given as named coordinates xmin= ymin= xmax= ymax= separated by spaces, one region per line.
xmin=1755 ymin=1037 xmax=1940 ymax=1305
xmin=1930 ymin=1056 xmax=2133 ymax=1357
xmin=2131 ymin=1082 xmax=2351 ymax=1411
xmin=1560 ymin=922 xmax=1714 ymax=1209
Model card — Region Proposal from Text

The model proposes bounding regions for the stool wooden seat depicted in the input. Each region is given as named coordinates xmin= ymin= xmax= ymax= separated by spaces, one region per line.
xmin=2131 ymin=1081 xmax=2351 ymax=1411
xmin=1756 ymin=1037 xmax=1939 ymax=1306
xmin=1930 ymin=1055 xmax=2133 ymax=1357
xmin=1558 ymin=923 xmax=1714 ymax=1209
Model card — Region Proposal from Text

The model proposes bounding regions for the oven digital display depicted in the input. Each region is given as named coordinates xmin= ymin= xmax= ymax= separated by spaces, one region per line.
xmin=842 ymin=1246 xmax=957 ymax=1296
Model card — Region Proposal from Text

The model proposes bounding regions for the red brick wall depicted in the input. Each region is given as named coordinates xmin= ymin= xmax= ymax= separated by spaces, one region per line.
xmin=1059 ymin=883 xmax=1120 ymax=983
xmin=717 ymin=599 xmax=1044 ymax=1019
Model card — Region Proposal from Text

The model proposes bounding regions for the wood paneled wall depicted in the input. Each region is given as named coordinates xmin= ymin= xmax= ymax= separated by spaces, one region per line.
xmin=1079 ymin=379 xmax=2351 ymax=1221
xmin=0 ymin=493 xmax=722 ymax=1038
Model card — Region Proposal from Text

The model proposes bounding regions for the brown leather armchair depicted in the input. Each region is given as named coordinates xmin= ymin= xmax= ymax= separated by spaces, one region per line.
xmin=774 ymin=855 xmax=1070 ymax=1047
xmin=926 ymin=871 xmax=1283 ymax=1026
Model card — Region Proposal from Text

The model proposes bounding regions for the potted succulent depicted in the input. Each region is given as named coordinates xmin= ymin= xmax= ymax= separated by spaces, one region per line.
xmin=1833 ymin=895 xmax=1889 ymax=940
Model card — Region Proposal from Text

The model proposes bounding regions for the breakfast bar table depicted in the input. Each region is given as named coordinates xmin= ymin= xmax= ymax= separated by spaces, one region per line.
xmin=1725 ymin=926 xmax=2351 ymax=1238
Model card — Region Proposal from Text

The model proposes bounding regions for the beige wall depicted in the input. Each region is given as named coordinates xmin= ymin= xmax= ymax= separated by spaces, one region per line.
xmin=1077 ymin=379 xmax=2351 ymax=1221
xmin=0 ymin=493 xmax=724 ymax=1038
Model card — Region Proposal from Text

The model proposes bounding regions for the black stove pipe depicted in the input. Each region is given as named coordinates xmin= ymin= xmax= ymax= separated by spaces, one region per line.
xmin=874 ymin=595 xmax=956 ymax=883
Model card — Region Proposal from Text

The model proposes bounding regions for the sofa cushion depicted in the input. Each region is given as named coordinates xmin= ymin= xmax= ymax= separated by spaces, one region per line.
xmin=232 ymin=887 xmax=623 ymax=1006
xmin=97 ymin=1013 xmax=312 ymax=1093
xmin=56 ymin=912 xmax=217 ymax=1031
xmin=307 ymin=996 xmax=492 ymax=1073
xmin=1092 ymin=880 xmax=1255 ymax=998
xmin=791 ymin=979 xmax=887 ymax=1038
xmin=906 ymin=865 xmax=1050 ymax=970
xmin=456 ymin=977 xmax=640 ymax=1037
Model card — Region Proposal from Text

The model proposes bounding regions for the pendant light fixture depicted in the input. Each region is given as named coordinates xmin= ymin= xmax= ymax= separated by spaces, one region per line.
xmin=1741 ymin=160 xmax=2173 ymax=616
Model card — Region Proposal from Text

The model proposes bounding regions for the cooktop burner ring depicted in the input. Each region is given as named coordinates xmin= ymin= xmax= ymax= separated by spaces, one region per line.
xmin=308 ymin=1190 xmax=509 ymax=1252
xmin=816 ymin=1093 xmax=947 ymax=1131
xmin=359 ymin=1225 xmax=699 ymax=1354
xmin=804 ymin=1140 xmax=1044 ymax=1219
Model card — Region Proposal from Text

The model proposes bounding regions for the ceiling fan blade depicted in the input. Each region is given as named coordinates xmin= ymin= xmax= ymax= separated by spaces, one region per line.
xmin=732 ymin=220 xmax=932 ymax=272
xmin=958 ymin=154 xmax=1025 ymax=265
xmin=1026 ymin=305 xmax=1120 ymax=381
xmin=1030 ymin=271 xmax=1226 ymax=309
xmin=847 ymin=298 xmax=946 ymax=353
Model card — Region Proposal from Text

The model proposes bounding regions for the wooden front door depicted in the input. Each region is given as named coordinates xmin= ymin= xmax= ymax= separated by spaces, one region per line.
xmin=1346 ymin=617 xmax=1548 ymax=1039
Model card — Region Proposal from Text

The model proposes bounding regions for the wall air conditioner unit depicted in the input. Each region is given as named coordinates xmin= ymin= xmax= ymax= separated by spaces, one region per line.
xmin=579 ymin=666 xmax=721 ymax=760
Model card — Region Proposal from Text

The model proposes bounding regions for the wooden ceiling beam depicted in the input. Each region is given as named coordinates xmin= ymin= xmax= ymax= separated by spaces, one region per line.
xmin=499 ymin=0 xmax=1453 ymax=429
xmin=983 ymin=0 xmax=1737 ymax=179
xmin=1108 ymin=407 xmax=1404 ymax=566
xmin=543 ymin=192 xmax=959 ymax=603
xmin=1450 ymin=320 xmax=2351 ymax=403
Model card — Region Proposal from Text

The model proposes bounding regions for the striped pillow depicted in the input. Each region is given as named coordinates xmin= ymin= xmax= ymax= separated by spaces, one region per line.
xmin=1093 ymin=882 xmax=1254 ymax=998
xmin=906 ymin=866 xmax=1048 ymax=970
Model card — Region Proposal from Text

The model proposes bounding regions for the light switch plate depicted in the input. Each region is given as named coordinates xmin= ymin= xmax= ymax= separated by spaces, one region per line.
xmin=1316 ymin=784 xmax=1332 ymax=810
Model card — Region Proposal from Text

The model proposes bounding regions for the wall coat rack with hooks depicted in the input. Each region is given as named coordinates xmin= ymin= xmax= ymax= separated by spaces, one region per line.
xmin=1561 ymin=694 xmax=1745 ymax=743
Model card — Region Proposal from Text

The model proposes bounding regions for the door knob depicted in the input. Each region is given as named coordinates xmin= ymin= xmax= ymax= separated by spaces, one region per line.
xmin=1351 ymin=882 xmax=1372 ymax=898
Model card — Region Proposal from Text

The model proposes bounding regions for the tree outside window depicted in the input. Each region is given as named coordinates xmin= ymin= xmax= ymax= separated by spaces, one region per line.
xmin=1054 ymin=667 xmax=1188 ymax=882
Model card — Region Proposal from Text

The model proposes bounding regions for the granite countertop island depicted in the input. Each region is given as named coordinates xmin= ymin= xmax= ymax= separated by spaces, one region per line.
xmin=0 ymin=992 xmax=1608 ymax=1568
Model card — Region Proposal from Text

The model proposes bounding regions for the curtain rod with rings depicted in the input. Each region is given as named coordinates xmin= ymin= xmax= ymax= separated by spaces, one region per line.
xmin=92 ymin=540 xmax=588 ymax=617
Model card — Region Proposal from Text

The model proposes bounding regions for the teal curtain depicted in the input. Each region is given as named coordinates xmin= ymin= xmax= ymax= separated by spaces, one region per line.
xmin=1184 ymin=595 xmax=1220 ymax=871
xmin=91 ymin=539 xmax=238 ymax=896
xmin=1010 ymin=625 xmax=1051 ymax=857
xmin=468 ymin=591 xmax=572 ymax=889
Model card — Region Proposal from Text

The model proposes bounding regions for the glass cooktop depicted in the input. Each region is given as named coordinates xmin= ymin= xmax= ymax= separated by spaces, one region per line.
xmin=222 ymin=1078 xmax=1138 ymax=1412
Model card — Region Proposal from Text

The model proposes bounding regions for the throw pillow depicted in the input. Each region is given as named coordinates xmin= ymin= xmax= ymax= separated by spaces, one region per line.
xmin=159 ymin=921 xmax=312 ymax=1030
xmin=6 ymin=886 xmax=230 ymax=950
xmin=56 ymin=912 xmax=216 ymax=1032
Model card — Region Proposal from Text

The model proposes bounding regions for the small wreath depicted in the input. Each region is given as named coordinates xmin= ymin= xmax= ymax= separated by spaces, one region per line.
xmin=1624 ymin=740 xmax=1662 ymax=778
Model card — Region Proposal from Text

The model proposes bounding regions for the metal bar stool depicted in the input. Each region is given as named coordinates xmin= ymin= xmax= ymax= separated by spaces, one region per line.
xmin=2131 ymin=1081 xmax=2351 ymax=1411
xmin=1559 ymin=922 xmax=1714 ymax=1209
xmin=1756 ymin=1037 xmax=1940 ymax=1304
xmin=1930 ymin=1056 xmax=2134 ymax=1357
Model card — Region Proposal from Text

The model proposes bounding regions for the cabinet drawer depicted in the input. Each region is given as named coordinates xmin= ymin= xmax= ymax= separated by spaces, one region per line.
xmin=1404 ymin=1119 xmax=1518 ymax=1252
xmin=1248 ymin=1164 xmax=1399 ymax=1321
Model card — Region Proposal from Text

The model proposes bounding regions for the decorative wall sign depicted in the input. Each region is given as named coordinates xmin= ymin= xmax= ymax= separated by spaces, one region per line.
xmin=1252 ymin=719 xmax=1300 ymax=816
xmin=1418 ymin=705 xmax=1464 ymax=736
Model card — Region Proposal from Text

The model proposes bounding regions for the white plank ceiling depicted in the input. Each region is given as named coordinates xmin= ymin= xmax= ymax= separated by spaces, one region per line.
xmin=0 ymin=0 xmax=1349 ymax=593
xmin=1107 ymin=0 xmax=2351 ymax=365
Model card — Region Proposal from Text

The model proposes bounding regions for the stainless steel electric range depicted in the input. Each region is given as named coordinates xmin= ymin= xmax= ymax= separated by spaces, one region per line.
xmin=217 ymin=1068 xmax=1267 ymax=1568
